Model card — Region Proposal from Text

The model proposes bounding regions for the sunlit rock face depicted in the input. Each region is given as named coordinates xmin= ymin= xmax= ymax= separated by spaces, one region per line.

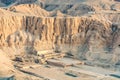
xmin=0 ymin=2 xmax=120 ymax=65
xmin=0 ymin=13 xmax=119 ymax=64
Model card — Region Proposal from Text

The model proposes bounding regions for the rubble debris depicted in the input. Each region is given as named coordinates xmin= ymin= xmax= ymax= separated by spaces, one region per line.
xmin=13 ymin=56 xmax=23 ymax=62
xmin=34 ymin=59 xmax=40 ymax=64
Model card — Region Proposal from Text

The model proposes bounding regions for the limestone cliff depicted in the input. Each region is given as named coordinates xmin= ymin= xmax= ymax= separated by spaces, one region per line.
xmin=0 ymin=3 xmax=120 ymax=65
xmin=1 ymin=13 xmax=120 ymax=64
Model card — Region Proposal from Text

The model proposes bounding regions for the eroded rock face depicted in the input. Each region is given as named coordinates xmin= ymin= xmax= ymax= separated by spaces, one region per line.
xmin=1 ymin=14 xmax=119 ymax=63
xmin=0 ymin=3 xmax=120 ymax=65
xmin=0 ymin=16 xmax=109 ymax=47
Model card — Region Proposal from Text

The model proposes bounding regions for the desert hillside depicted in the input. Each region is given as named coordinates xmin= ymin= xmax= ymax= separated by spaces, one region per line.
xmin=0 ymin=0 xmax=120 ymax=80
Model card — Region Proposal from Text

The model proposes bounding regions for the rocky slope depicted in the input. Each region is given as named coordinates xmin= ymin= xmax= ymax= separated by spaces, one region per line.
xmin=8 ymin=4 xmax=49 ymax=16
